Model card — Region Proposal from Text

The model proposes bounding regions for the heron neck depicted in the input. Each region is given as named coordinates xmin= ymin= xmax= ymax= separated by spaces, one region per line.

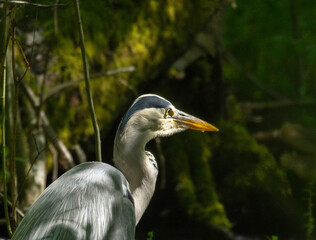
xmin=113 ymin=128 xmax=158 ymax=224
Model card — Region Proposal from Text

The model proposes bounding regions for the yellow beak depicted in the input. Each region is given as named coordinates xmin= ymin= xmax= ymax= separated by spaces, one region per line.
xmin=173 ymin=111 xmax=219 ymax=132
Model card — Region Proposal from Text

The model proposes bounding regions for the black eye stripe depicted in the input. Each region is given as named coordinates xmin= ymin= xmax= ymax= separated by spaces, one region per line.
xmin=119 ymin=96 xmax=171 ymax=133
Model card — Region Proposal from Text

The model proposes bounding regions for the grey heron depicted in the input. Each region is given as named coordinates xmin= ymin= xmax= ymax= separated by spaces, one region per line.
xmin=12 ymin=94 xmax=218 ymax=240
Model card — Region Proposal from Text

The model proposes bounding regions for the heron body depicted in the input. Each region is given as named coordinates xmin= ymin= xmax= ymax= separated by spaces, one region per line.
xmin=12 ymin=163 xmax=135 ymax=239
xmin=12 ymin=94 xmax=218 ymax=239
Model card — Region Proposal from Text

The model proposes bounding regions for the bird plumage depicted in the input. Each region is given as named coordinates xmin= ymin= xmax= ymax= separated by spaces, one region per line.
xmin=12 ymin=163 xmax=135 ymax=239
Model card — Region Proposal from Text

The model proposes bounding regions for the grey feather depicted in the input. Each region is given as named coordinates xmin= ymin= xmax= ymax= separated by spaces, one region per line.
xmin=12 ymin=162 xmax=135 ymax=240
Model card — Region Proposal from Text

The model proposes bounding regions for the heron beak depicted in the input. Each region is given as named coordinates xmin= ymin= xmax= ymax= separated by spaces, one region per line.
xmin=173 ymin=111 xmax=219 ymax=132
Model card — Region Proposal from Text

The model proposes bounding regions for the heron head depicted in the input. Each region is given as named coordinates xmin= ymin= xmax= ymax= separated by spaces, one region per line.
xmin=117 ymin=94 xmax=218 ymax=142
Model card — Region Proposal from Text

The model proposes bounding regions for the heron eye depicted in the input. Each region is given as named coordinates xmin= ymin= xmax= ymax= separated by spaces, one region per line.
xmin=164 ymin=108 xmax=175 ymax=118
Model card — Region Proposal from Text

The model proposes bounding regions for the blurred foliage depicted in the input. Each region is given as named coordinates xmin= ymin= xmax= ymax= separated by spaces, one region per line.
xmin=221 ymin=1 xmax=316 ymax=238
xmin=16 ymin=0 xmax=220 ymax=145
xmin=211 ymin=121 xmax=304 ymax=236
xmin=223 ymin=0 xmax=316 ymax=100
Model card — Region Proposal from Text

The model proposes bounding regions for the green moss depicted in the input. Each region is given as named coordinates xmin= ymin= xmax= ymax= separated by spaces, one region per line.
xmin=27 ymin=0 xmax=221 ymax=146
xmin=212 ymin=122 xmax=290 ymax=196
xmin=165 ymin=131 xmax=231 ymax=228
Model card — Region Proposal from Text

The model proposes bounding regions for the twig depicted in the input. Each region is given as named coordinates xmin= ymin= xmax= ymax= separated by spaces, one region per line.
xmin=43 ymin=79 xmax=80 ymax=99
xmin=21 ymin=81 xmax=75 ymax=169
xmin=32 ymin=133 xmax=40 ymax=153
xmin=170 ymin=46 xmax=204 ymax=76
xmin=1 ymin=50 xmax=12 ymax=237
xmin=71 ymin=144 xmax=87 ymax=164
xmin=10 ymin=6 xmax=18 ymax=226
xmin=0 ymin=192 xmax=24 ymax=218
xmin=117 ymin=78 xmax=138 ymax=97
xmin=29 ymin=3 xmax=38 ymax=74
xmin=15 ymin=38 xmax=30 ymax=70
xmin=36 ymin=46 xmax=51 ymax=127
xmin=106 ymin=66 xmax=135 ymax=75
xmin=11 ymin=20 xmax=32 ymax=84
xmin=37 ymin=7 xmax=58 ymax=127
xmin=241 ymin=99 xmax=316 ymax=111
xmin=1 ymin=0 xmax=12 ymax=235
xmin=1 ymin=61 xmax=12 ymax=236
xmin=0 ymin=27 xmax=10 ymax=76
xmin=0 ymin=0 xmax=67 ymax=8
xmin=74 ymin=0 xmax=102 ymax=162
xmin=43 ymin=66 xmax=136 ymax=100
xmin=15 ymin=133 xmax=47 ymax=207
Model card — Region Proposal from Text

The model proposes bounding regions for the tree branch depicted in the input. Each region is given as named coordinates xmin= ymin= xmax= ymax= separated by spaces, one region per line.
xmin=74 ymin=0 xmax=102 ymax=161
xmin=0 ymin=0 xmax=67 ymax=8
xmin=14 ymin=133 xmax=47 ymax=207
xmin=9 ymin=6 xmax=18 ymax=226
xmin=241 ymin=99 xmax=316 ymax=111
xmin=21 ymin=81 xmax=75 ymax=169
xmin=43 ymin=66 xmax=135 ymax=100
xmin=1 ymin=0 xmax=12 ymax=235
xmin=0 ymin=192 xmax=24 ymax=218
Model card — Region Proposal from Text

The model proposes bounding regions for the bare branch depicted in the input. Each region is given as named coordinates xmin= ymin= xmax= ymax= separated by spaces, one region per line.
xmin=31 ymin=133 xmax=41 ymax=154
xmin=21 ymin=82 xmax=75 ymax=169
xmin=169 ymin=46 xmax=204 ymax=79
xmin=43 ymin=66 xmax=136 ymax=100
xmin=10 ymin=7 xmax=18 ymax=225
xmin=0 ymin=192 xmax=24 ymax=218
xmin=36 ymin=46 xmax=51 ymax=127
xmin=1 ymin=0 xmax=12 ymax=234
xmin=105 ymin=66 xmax=135 ymax=75
xmin=29 ymin=5 xmax=38 ymax=73
xmin=73 ymin=0 xmax=102 ymax=162
xmin=15 ymin=132 xmax=47 ymax=208
xmin=15 ymin=38 xmax=30 ymax=70
xmin=117 ymin=78 xmax=138 ymax=97
xmin=241 ymin=99 xmax=316 ymax=111
xmin=0 ymin=31 xmax=10 ymax=75
xmin=71 ymin=144 xmax=87 ymax=164
xmin=43 ymin=79 xmax=81 ymax=100
xmin=0 ymin=0 xmax=67 ymax=8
